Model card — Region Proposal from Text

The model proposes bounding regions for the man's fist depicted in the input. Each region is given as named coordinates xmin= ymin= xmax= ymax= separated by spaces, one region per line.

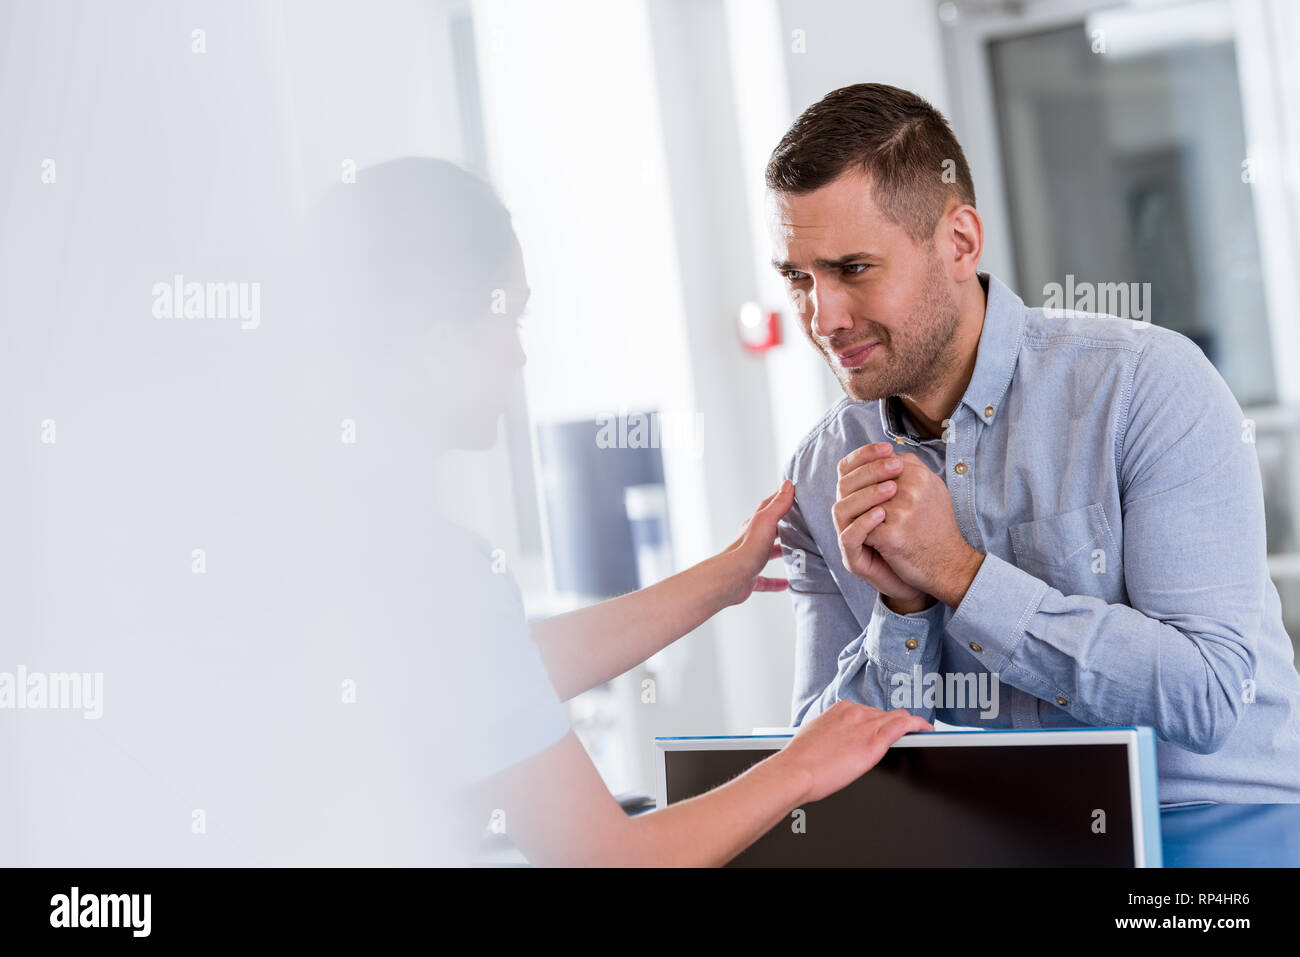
xmin=831 ymin=442 xmax=928 ymax=605
xmin=861 ymin=450 xmax=981 ymax=606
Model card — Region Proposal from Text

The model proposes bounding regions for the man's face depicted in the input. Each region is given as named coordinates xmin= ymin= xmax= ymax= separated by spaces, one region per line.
xmin=768 ymin=168 xmax=959 ymax=402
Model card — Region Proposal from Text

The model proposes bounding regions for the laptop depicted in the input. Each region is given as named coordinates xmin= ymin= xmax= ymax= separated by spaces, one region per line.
xmin=655 ymin=726 xmax=1161 ymax=866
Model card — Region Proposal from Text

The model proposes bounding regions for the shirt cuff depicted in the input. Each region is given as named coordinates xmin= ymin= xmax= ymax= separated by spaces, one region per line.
xmin=864 ymin=593 xmax=946 ymax=673
xmin=945 ymin=552 xmax=1049 ymax=673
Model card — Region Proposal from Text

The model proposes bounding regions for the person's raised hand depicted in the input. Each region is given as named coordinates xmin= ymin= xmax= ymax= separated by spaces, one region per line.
xmin=715 ymin=480 xmax=797 ymax=606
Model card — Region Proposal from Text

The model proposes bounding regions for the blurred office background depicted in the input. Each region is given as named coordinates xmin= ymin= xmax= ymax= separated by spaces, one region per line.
xmin=3 ymin=0 xmax=1299 ymax=827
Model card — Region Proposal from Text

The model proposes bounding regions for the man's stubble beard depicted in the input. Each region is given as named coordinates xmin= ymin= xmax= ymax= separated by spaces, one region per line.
xmin=835 ymin=257 xmax=960 ymax=403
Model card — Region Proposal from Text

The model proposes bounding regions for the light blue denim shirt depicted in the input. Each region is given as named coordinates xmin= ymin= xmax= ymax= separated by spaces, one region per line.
xmin=779 ymin=272 xmax=1300 ymax=804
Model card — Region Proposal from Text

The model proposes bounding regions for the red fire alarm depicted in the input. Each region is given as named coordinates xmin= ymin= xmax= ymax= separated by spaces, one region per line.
xmin=737 ymin=302 xmax=783 ymax=353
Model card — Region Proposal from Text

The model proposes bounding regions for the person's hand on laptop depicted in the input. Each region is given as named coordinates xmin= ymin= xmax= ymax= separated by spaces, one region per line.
xmin=832 ymin=442 xmax=934 ymax=613
xmin=487 ymin=697 xmax=931 ymax=866
xmin=781 ymin=700 xmax=933 ymax=802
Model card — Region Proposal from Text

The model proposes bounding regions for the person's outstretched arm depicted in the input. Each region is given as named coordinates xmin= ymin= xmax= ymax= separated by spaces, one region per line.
xmin=476 ymin=699 xmax=931 ymax=867
xmin=530 ymin=482 xmax=795 ymax=701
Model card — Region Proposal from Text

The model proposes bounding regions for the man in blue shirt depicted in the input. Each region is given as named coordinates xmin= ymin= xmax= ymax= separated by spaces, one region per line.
xmin=768 ymin=83 xmax=1300 ymax=804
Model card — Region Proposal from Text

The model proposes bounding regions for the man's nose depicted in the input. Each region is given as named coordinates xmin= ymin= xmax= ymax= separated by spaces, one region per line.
xmin=810 ymin=284 xmax=854 ymax=339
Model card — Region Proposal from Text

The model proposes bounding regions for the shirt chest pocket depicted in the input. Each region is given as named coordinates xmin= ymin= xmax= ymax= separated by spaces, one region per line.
xmin=1009 ymin=502 xmax=1120 ymax=595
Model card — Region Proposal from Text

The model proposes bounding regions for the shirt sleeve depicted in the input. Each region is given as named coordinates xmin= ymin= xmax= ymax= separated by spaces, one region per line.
xmin=465 ymin=569 xmax=572 ymax=782
xmin=818 ymin=594 xmax=948 ymax=721
xmin=945 ymin=332 xmax=1262 ymax=754
xmin=780 ymin=472 xmax=946 ymax=724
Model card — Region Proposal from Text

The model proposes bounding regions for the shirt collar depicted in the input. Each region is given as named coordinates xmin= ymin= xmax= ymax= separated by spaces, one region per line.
xmin=880 ymin=394 xmax=930 ymax=446
xmin=879 ymin=272 xmax=1027 ymax=446
xmin=957 ymin=272 xmax=1027 ymax=427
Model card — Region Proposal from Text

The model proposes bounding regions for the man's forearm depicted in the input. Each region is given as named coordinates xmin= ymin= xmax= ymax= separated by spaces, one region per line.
xmin=945 ymin=551 xmax=1251 ymax=754
xmin=884 ymin=594 xmax=935 ymax=614
xmin=882 ymin=546 xmax=983 ymax=614
xmin=931 ymin=546 xmax=985 ymax=608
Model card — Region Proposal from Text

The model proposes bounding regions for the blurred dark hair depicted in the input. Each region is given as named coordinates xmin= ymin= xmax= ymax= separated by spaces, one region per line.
xmin=309 ymin=157 xmax=517 ymax=341
xmin=765 ymin=83 xmax=975 ymax=242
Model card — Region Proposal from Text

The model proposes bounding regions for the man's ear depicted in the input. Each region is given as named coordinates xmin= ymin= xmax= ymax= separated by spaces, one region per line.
xmin=944 ymin=204 xmax=983 ymax=282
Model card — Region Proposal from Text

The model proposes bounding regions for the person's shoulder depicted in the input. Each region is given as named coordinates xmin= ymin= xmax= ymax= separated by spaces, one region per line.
xmin=1020 ymin=307 xmax=1223 ymax=397
xmin=1021 ymin=304 xmax=1154 ymax=357
xmin=1129 ymin=324 xmax=1219 ymax=381
xmin=784 ymin=397 xmax=888 ymax=480
xmin=1124 ymin=324 xmax=1238 ymax=426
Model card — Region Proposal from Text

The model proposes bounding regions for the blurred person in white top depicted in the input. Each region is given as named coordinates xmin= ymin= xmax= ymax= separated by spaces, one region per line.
xmin=279 ymin=158 xmax=930 ymax=866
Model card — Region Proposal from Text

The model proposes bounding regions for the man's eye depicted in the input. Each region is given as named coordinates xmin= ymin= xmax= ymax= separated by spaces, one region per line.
xmin=782 ymin=270 xmax=807 ymax=282
xmin=843 ymin=264 xmax=869 ymax=276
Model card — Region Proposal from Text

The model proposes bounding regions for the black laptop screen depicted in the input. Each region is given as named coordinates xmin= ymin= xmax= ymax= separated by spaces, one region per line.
xmin=664 ymin=742 xmax=1135 ymax=866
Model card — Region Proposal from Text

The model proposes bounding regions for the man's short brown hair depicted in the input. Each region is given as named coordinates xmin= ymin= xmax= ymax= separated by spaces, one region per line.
xmin=765 ymin=83 xmax=975 ymax=243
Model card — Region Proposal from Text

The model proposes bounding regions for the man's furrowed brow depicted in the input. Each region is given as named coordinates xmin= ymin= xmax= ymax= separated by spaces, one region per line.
xmin=771 ymin=251 xmax=875 ymax=272
xmin=813 ymin=251 xmax=875 ymax=268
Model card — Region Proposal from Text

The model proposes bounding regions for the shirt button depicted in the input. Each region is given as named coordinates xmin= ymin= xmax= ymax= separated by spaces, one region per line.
xmin=984 ymin=405 xmax=994 ymax=418
xmin=905 ymin=638 xmax=919 ymax=650
xmin=969 ymin=641 xmax=982 ymax=653
xmin=1055 ymin=695 xmax=1068 ymax=707
xmin=954 ymin=461 xmax=968 ymax=475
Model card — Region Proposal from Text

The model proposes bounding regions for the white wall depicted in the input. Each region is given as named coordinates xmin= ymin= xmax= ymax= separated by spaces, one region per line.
xmin=778 ymin=0 xmax=952 ymax=119
xmin=0 ymin=0 xmax=473 ymax=864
